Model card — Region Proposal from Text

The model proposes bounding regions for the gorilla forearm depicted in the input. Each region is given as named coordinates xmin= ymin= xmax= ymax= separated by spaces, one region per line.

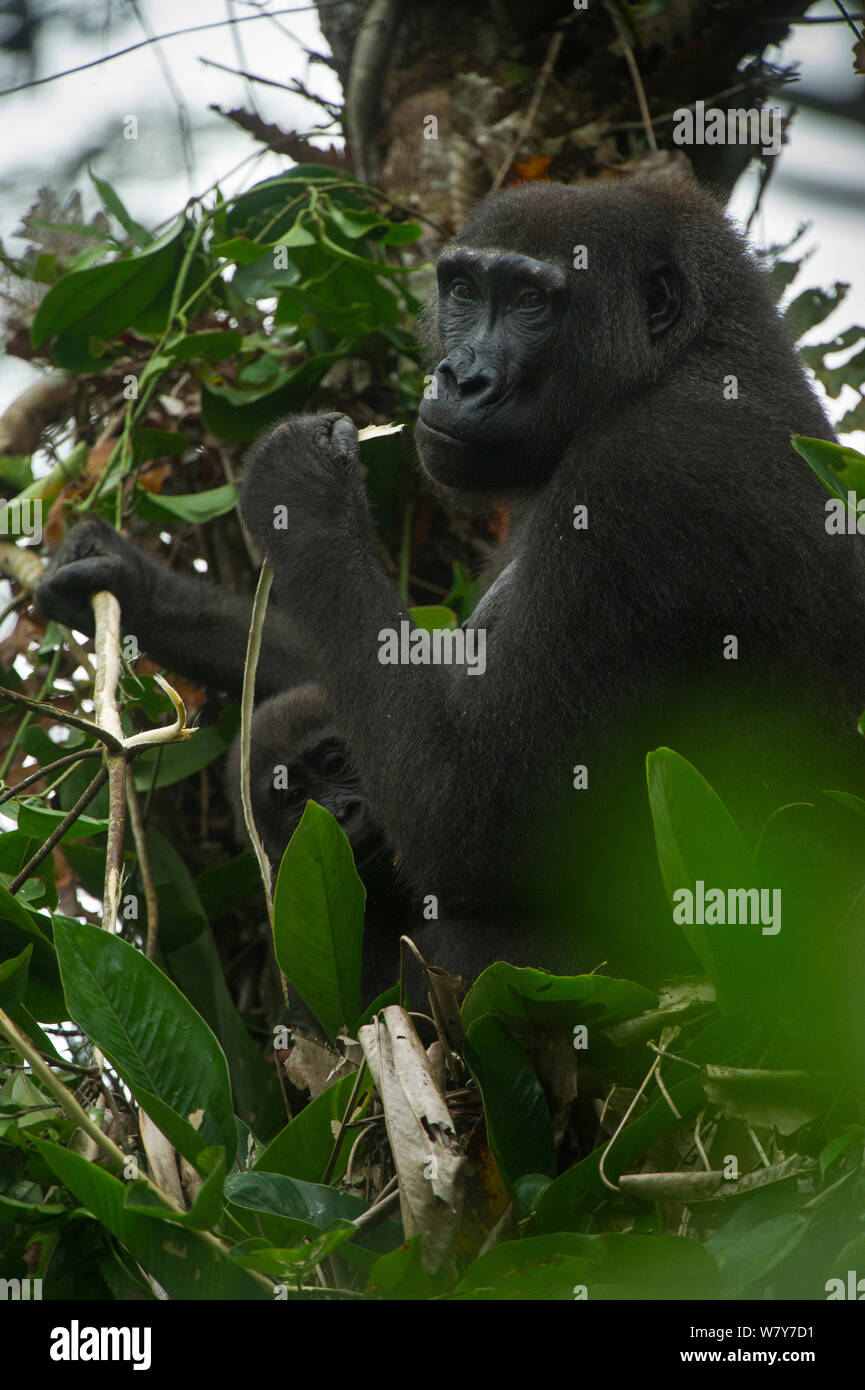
xmin=117 ymin=566 xmax=307 ymax=700
xmin=35 ymin=517 xmax=307 ymax=700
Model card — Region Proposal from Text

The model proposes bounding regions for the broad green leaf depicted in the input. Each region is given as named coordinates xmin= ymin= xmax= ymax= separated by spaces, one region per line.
xmin=130 ymin=427 xmax=188 ymax=465
xmin=272 ymin=801 xmax=364 ymax=1041
xmin=792 ymin=433 xmax=865 ymax=504
xmin=646 ymin=747 xmax=753 ymax=1004
xmin=462 ymin=963 xmax=655 ymax=1032
xmin=0 ymin=889 xmax=65 ymax=1021
xmin=131 ymin=725 xmax=230 ymax=791
xmin=133 ymin=483 xmax=238 ymax=527
xmin=450 ymin=1232 xmax=718 ymax=1301
xmin=705 ymin=1186 xmax=813 ymax=1297
xmin=365 ymin=1235 xmax=452 ymax=1300
xmin=31 ymin=218 xmax=185 ymax=348
xmin=17 ymin=804 xmax=108 ymax=842
xmin=255 ymin=1070 xmax=367 ymax=1183
xmin=163 ymin=330 xmax=243 ymax=363
xmin=89 ymin=167 xmax=152 ymax=246
xmin=409 ymin=605 xmax=458 ymax=631
xmin=54 ymin=918 xmax=236 ymax=1157
xmin=33 ymin=1139 xmax=267 ymax=1300
xmin=464 ymin=1014 xmax=556 ymax=1185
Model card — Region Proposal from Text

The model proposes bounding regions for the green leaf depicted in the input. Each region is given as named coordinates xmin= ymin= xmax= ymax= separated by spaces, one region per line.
xmin=464 ymin=1014 xmax=556 ymax=1186
xmin=784 ymin=282 xmax=849 ymax=339
xmin=199 ymin=358 xmax=342 ymax=443
xmin=0 ymin=889 xmax=65 ymax=1021
xmin=164 ymin=330 xmax=243 ymax=363
xmin=131 ymin=726 xmax=230 ymax=791
xmin=54 ymin=917 xmax=236 ymax=1157
xmin=272 ymin=801 xmax=364 ymax=1041
xmin=365 ymin=1235 xmax=451 ymax=1299
xmin=255 ymin=1070 xmax=367 ymax=1183
xmin=88 ymin=167 xmax=152 ymax=246
xmin=17 ymin=803 xmax=108 ymax=842
xmin=408 ymin=605 xmax=458 ymax=631
xmin=792 ymin=434 xmax=865 ymax=504
xmin=33 ymin=1140 xmax=267 ymax=1299
xmin=462 ymin=963 xmax=655 ymax=1032
xmin=0 ymin=945 xmax=31 ymax=1008
xmin=225 ymin=1171 xmax=373 ymax=1251
xmin=31 ymin=218 xmax=185 ymax=348
xmin=450 ymin=1232 xmax=719 ymax=1301
xmin=646 ymin=747 xmax=753 ymax=1005
xmin=130 ymin=427 xmax=188 ymax=466
xmin=133 ymin=483 xmax=238 ymax=527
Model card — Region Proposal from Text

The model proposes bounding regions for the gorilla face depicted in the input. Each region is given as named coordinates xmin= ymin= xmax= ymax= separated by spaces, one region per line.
xmin=416 ymin=182 xmax=686 ymax=496
xmin=417 ymin=247 xmax=571 ymax=491
xmin=257 ymin=729 xmax=384 ymax=872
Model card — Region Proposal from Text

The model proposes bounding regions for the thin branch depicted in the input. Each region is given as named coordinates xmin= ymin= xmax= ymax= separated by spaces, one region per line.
xmin=125 ymin=766 xmax=159 ymax=961
xmin=9 ymin=765 xmax=109 ymax=894
xmin=91 ymin=591 xmax=126 ymax=931
xmin=239 ymin=561 xmax=276 ymax=924
xmin=490 ymin=30 xmax=565 ymax=194
xmin=0 ymin=746 xmax=102 ymax=806
xmin=609 ymin=7 xmax=657 ymax=153
xmin=0 ymin=685 xmax=125 ymax=756
xmin=833 ymin=0 xmax=865 ymax=41
xmin=0 ymin=7 xmax=335 ymax=97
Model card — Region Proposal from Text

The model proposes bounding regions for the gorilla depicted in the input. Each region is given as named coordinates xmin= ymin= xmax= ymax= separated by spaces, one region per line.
xmin=226 ymin=684 xmax=411 ymax=1003
xmin=238 ymin=175 xmax=865 ymax=981
xmin=37 ymin=174 xmax=865 ymax=1001
xmin=35 ymin=514 xmax=306 ymax=703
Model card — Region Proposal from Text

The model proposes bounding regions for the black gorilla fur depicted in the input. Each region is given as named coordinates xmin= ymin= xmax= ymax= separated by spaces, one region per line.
xmin=38 ymin=175 xmax=865 ymax=999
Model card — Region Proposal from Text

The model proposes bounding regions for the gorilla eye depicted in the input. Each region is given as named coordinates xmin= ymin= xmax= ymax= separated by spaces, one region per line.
xmin=278 ymin=784 xmax=308 ymax=808
xmin=321 ymin=749 xmax=348 ymax=778
xmin=450 ymin=279 xmax=478 ymax=302
xmin=516 ymin=288 xmax=545 ymax=310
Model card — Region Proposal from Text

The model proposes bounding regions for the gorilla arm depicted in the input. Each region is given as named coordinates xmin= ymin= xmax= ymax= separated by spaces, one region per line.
xmin=36 ymin=516 xmax=309 ymax=700
xmin=239 ymin=413 xmax=572 ymax=915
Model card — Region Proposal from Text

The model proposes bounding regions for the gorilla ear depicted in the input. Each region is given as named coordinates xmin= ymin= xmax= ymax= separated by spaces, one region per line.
xmin=646 ymin=264 xmax=681 ymax=336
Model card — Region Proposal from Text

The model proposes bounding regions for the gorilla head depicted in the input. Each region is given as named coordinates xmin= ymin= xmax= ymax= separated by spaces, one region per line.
xmin=229 ymin=684 xmax=386 ymax=875
xmin=415 ymin=176 xmax=754 ymax=494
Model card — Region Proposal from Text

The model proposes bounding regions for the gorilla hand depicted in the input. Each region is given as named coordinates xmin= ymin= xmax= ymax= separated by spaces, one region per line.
xmin=36 ymin=518 xmax=156 ymax=637
xmin=240 ymin=413 xmax=369 ymax=571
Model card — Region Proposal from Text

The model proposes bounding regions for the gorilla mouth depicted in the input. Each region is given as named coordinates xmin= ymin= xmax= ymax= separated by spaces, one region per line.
xmin=416 ymin=416 xmax=473 ymax=447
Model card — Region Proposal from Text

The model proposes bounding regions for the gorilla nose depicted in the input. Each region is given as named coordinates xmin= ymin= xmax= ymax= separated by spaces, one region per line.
xmin=436 ymin=354 xmax=503 ymax=405
xmin=336 ymin=797 xmax=365 ymax=827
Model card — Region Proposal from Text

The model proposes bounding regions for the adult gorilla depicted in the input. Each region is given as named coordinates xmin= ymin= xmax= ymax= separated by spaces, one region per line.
xmin=239 ymin=175 xmax=865 ymax=983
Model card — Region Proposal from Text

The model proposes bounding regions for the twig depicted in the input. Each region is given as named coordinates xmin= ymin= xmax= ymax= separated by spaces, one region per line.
xmin=0 ymin=685 xmax=125 ymax=755
xmin=91 ymin=591 xmax=126 ymax=931
xmin=323 ymin=1062 xmax=367 ymax=1185
xmin=490 ymin=30 xmax=565 ymax=194
xmin=609 ymin=7 xmax=657 ymax=153
xmin=0 ymin=746 xmax=102 ymax=806
xmin=125 ymin=766 xmax=159 ymax=960
xmin=833 ymin=0 xmax=865 ymax=41
xmin=239 ymin=561 xmax=275 ymax=923
xmin=0 ymin=8 xmax=334 ymax=97
xmin=9 ymin=765 xmax=108 ymax=893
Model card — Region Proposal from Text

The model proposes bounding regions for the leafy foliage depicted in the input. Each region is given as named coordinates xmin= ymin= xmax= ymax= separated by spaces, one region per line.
xmin=0 ymin=167 xmax=863 ymax=1301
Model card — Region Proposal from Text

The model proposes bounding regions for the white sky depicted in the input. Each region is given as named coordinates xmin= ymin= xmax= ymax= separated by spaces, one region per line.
xmin=0 ymin=0 xmax=863 ymax=448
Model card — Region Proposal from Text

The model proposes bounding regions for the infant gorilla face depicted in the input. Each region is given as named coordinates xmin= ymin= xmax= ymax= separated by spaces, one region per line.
xmin=233 ymin=685 xmax=386 ymax=875
xmin=261 ymin=729 xmax=382 ymax=868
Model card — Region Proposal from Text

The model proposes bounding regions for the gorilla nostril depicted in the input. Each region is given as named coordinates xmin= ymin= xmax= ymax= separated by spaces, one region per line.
xmin=336 ymin=796 xmax=364 ymax=824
